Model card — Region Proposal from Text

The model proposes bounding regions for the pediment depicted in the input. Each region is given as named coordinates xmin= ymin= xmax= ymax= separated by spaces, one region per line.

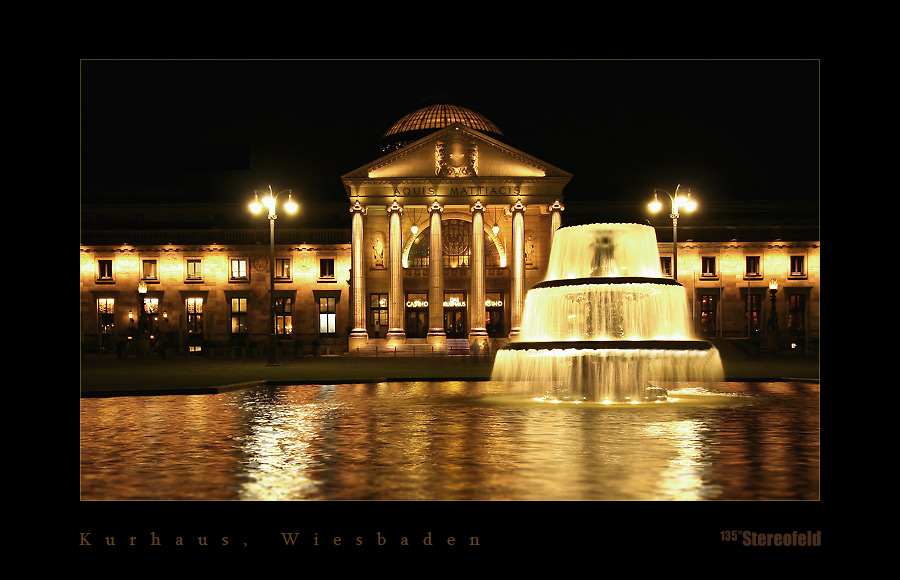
xmin=342 ymin=123 xmax=571 ymax=182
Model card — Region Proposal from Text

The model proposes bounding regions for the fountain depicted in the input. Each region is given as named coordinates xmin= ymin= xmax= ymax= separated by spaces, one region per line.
xmin=492 ymin=222 xmax=724 ymax=403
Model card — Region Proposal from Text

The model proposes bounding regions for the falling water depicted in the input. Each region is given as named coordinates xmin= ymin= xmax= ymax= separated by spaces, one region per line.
xmin=492 ymin=223 xmax=724 ymax=403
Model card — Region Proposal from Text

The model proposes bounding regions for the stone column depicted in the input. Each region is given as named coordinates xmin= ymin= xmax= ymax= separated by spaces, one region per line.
xmin=549 ymin=200 xmax=565 ymax=247
xmin=348 ymin=201 xmax=368 ymax=350
xmin=509 ymin=199 xmax=526 ymax=340
xmin=468 ymin=201 xmax=489 ymax=347
xmin=426 ymin=200 xmax=446 ymax=345
xmin=386 ymin=201 xmax=406 ymax=344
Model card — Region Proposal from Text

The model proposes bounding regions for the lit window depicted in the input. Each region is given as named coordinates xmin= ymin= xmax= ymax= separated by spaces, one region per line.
xmin=231 ymin=297 xmax=248 ymax=336
xmin=276 ymin=258 xmax=292 ymax=280
xmin=186 ymin=298 xmax=203 ymax=334
xmin=319 ymin=297 xmax=336 ymax=334
xmin=142 ymin=259 xmax=158 ymax=280
xmin=98 ymin=298 xmax=115 ymax=335
xmin=230 ymin=258 xmax=249 ymax=281
xmin=276 ymin=298 xmax=293 ymax=335
xmin=186 ymin=259 xmax=202 ymax=281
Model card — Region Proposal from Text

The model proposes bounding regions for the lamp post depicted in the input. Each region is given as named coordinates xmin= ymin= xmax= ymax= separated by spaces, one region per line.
xmin=250 ymin=185 xmax=298 ymax=366
xmin=649 ymin=184 xmax=696 ymax=281
xmin=766 ymin=278 xmax=779 ymax=354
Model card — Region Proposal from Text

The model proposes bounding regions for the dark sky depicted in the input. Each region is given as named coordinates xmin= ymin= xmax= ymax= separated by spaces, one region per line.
xmin=81 ymin=59 xmax=819 ymax=215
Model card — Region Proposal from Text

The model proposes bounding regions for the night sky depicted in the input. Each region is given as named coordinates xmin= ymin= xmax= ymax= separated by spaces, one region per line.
xmin=81 ymin=59 xmax=819 ymax=219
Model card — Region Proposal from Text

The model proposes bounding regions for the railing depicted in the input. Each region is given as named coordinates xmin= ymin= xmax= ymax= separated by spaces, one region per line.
xmin=350 ymin=344 xmax=449 ymax=357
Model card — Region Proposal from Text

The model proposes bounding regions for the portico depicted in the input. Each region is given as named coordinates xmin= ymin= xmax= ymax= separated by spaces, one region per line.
xmin=342 ymin=118 xmax=571 ymax=351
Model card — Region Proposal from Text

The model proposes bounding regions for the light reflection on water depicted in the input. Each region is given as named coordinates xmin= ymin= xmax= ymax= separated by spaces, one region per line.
xmin=80 ymin=381 xmax=818 ymax=501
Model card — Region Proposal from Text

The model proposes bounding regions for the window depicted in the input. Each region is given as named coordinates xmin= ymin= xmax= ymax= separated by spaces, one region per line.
xmin=186 ymin=298 xmax=203 ymax=334
xmin=230 ymin=258 xmax=248 ymax=281
xmin=701 ymin=256 xmax=717 ymax=278
xmin=230 ymin=298 xmax=248 ymax=336
xmin=98 ymin=298 xmax=115 ymax=335
xmin=789 ymin=294 xmax=805 ymax=335
xmin=186 ymin=259 xmax=202 ymax=282
xmin=699 ymin=294 xmax=717 ymax=336
xmin=744 ymin=294 xmax=761 ymax=336
xmin=276 ymin=297 xmax=292 ymax=335
xmin=319 ymin=258 xmax=335 ymax=279
xmin=790 ymin=255 xmax=806 ymax=278
xmin=660 ymin=256 xmax=672 ymax=277
xmin=745 ymin=255 xmax=761 ymax=279
xmin=276 ymin=258 xmax=292 ymax=281
xmin=142 ymin=259 xmax=158 ymax=280
xmin=97 ymin=298 xmax=115 ymax=352
xmin=371 ymin=293 xmax=388 ymax=335
xmin=97 ymin=259 xmax=113 ymax=281
xmin=319 ymin=297 xmax=336 ymax=334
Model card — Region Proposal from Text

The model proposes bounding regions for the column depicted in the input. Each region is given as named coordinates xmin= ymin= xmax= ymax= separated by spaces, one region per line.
xmin=386 ymin=201 xmax=406 ymax=343
xmin=426 ymin=200 xmax=446 ymax=345
xmin=549 ymin=200 xmax=565 ymax=247
xmin=509 ymin=199 xmax=526 ymax=340
xmin=348 ymin=201 xmax=368 ymax=350
xmin=468 ymin=201 xmax=489 ymax=347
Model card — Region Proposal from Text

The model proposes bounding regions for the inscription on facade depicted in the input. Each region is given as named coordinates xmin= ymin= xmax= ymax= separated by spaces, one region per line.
xmin=392 ymin=185 xmax=521 ymax=197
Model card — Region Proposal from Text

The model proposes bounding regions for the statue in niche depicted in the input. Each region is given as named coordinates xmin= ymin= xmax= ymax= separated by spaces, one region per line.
xmin=373 ymin=234 xmax=384 ymax=268
xmin=590 ymin=232 xmax=618 ymax=277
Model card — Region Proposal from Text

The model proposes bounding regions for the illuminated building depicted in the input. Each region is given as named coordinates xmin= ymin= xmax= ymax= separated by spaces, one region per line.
xmin=80 ymin=102 xmax=819 ymax=357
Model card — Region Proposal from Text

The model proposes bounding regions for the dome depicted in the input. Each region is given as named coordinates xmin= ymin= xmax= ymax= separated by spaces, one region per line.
xmin=379 ymin=103 xmax=502 ymax=154
xmin=383 ymin=103 xmax=503 ymax=137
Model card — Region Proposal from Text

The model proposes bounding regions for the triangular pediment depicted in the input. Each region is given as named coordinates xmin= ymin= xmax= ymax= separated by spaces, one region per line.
xmin=342 ymin=123 xmax=571 ymax=181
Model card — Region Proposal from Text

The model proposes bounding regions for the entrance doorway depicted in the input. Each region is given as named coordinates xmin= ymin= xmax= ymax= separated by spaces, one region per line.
xmin=443 ymin=292 xmax=467 ymax=338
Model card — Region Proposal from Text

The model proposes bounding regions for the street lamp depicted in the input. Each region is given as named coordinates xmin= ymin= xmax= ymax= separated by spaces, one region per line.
xmin=649 ymin=184 xmax=696 ymax=280
xmin=250 ymin=184 xmax=298 ymax=366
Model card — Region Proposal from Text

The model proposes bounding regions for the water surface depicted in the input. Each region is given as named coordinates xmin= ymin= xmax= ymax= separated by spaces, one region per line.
xmin=80 ymin=380 xmax=818 ymax=501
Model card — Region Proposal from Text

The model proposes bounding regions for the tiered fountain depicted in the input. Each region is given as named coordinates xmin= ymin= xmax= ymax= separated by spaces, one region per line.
xmin=492 ymin=222 xmax=723 ymax=403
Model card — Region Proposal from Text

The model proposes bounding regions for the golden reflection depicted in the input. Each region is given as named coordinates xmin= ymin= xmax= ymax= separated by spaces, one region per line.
xmin=643 ymin=420 xmax=717 ymax=500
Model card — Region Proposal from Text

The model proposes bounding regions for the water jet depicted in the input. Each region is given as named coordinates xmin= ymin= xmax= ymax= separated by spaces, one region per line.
xmin=492 ymin=222 xmax=724 ymax=403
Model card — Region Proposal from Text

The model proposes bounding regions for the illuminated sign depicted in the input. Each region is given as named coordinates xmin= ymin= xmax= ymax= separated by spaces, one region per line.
xmin=484 ymin=300 xmax=503 ymax=307
xmin=406 ymin=300 xmax=429 ymax=308
xmin=443 ymin=297 xmax=466 ymax=308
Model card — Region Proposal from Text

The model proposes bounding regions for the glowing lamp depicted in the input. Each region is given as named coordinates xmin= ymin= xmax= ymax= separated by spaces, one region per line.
xmin=284 ymin=194 xmax=298 ymax=213
xmin=769 ymin=278 xmax=778 ymax=291
xmin=250 ymin=194 xmax=263 ymax=214
xmin=262 ymin=195 xmax=275 ymax=210
xmin=411 ymin=224 xmax=419 ymax=236
xmin=683 ymin=194 xmax=697 ymax=212
xmin=648 ymin=194 xmax=662 ymax=213
xmin=492 ymin=224 xmax=500 ymax=235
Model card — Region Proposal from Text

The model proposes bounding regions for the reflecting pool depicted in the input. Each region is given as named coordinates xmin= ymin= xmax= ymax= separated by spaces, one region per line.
xmin=80 ymin=380 xmax=818 ymax=501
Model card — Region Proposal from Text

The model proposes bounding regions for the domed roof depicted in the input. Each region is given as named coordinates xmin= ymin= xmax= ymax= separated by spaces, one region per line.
xmin=383 ymin=103 xmax=503 ymax=138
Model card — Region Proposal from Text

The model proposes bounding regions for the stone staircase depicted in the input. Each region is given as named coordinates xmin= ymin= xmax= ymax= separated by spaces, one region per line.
xmin=446 ymin=338 xmax=471 ymax=356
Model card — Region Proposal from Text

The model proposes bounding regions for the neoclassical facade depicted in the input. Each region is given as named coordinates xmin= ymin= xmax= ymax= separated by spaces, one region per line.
xmin=79 ymin=102 xmax=819 ymax=358
xmin=342 ymin=120 xmax=572 ymax=351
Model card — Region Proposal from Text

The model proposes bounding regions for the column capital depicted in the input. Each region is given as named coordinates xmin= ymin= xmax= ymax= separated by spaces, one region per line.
xmin=429 ymin=200 xmax=444 ymax=214
xmin=549 ymin=199 xmax=565 ymax=212
xmin=350 ymin=200 xmax=366 ymax=214
xmin=471 ymin=200 xmax=485 ymax=213
xmin=387 ymin=200 xmax=403 ymax=215
xmin=511 ymin=199 xmax=526 ymax=213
